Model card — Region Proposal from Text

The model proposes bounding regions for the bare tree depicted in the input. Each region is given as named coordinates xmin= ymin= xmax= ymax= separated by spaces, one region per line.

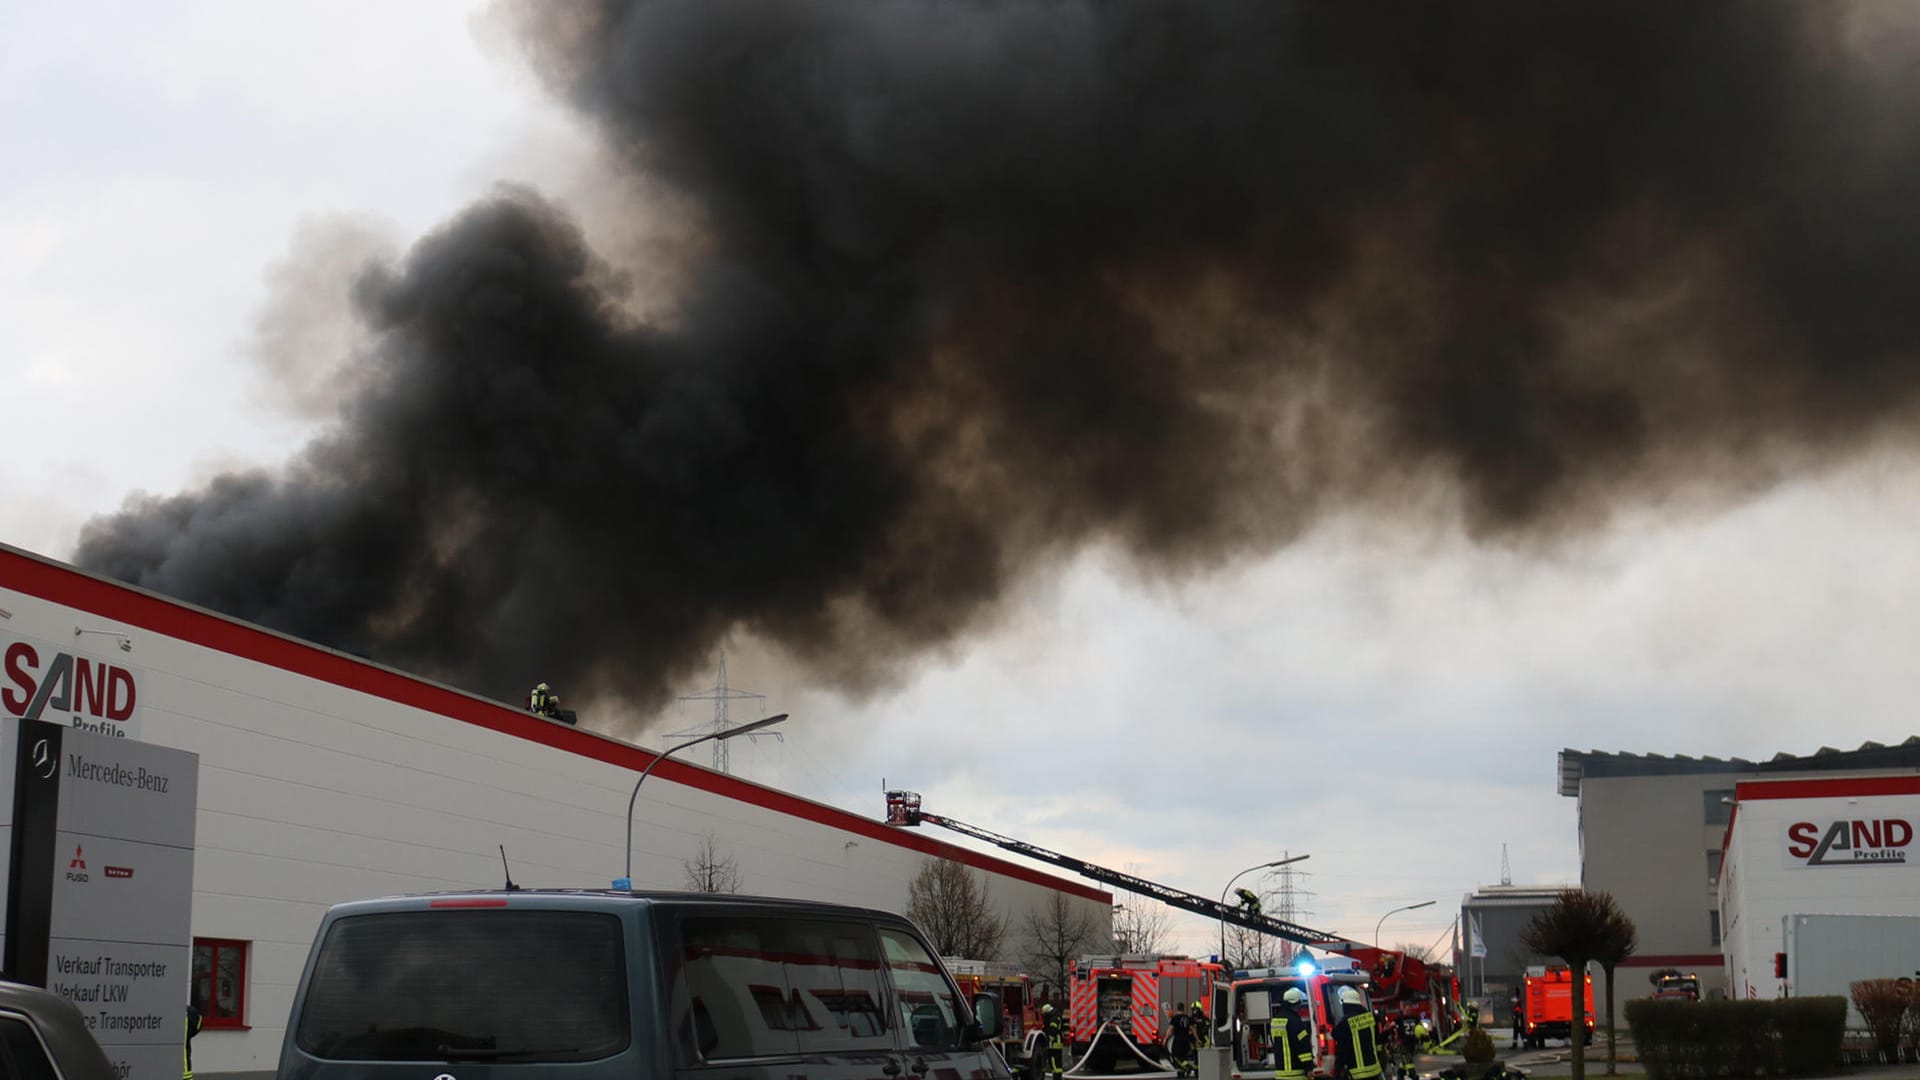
xmin=1111 ymin=898 xmax=1173 ymax=955
xmin=1392 ymin=941 xmax=1436 ymax=963
xmin=682 ymin=833 xmax=743 ymax=893
xmin=1023 ymin=893 xmax=1098 ymax=998
xmin=1521 ymin=889 xmax=1632 ymax=1080
xmin=907 ymin=858 xmax=1010 ymax=959
xmin=1223 ymin=923 xmax=1279 ymax=971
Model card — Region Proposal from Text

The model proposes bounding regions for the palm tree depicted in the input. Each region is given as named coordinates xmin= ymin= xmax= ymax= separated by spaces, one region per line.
xmin=1520 ymin=889 xmax=1632 ymax=1080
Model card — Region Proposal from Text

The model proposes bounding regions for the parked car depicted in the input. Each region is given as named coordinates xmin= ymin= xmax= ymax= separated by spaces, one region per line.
xmin=278 ymin=890 xmax=1008 ymax=1080
xmin=0 ymin=979 xmax=122 ymax=1080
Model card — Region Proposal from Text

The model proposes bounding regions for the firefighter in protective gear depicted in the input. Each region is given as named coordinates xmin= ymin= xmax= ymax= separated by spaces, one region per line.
xmin=1270 ymin=988 xmax=1313 ymax=1080
xmin=1041 ymin=1003 xmax=1065 ymax=1080
xmin=1191 ymin=1001 xmax=1210 ymax=1049
xmin=1333 ymin=987 xmax=1382 ymax=1080
xmin=1235 ymin=888 xmax=1263 ymax=917
xmin=183 ymin=1003 xmax=202 ymax=1080
xmin=529 ymin=682 xmax=560 ymax=718
xmin=1168 ymin=1002 xmax=1197 ymax=1078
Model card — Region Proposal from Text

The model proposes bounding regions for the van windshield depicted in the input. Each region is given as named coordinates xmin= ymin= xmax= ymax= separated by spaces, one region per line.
xmin=294 ymin=910 xmax=629 ymax=1062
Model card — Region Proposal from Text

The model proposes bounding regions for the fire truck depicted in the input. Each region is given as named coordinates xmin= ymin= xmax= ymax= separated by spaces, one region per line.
xmin=883 ymin=791 xmax=1459 ymax=1067
xmin=1068 ymin=954 xmax=1224 ymax=1072
xmin=1217 ymin=954 xmax=1377 ymax=1080
xmin=1514 ymin=964 xmax=1595 ymax=1048
xmin=1649 ymin=971 xmax=1701 ymax=1001
xmin=947 ymin=959 xmax=1042 ymax=1071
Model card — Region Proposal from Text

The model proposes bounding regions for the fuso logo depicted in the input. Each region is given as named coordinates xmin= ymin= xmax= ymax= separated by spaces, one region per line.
xmin=1786 ymin=819 xmax=1913 ymax=866
xmin=69 ymin=846 xmax=85 ymax=870
xmin=2 ymin=639 xmax=137 ymax=728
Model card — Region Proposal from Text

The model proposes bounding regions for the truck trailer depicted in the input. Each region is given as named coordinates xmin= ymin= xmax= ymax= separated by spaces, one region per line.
xmin=1781 ymin=913 xmax=1920 ymax=1026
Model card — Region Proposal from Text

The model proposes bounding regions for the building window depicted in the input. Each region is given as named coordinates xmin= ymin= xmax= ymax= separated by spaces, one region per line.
xmin=1709 ymin=910 xmax=1721 ymax=948
xmin=1707 ymin=850 xmax=1723 ymax=887
xmin=1704 ymin=788 xmax=1734 ymax=826
xmin=192 ymin=938 xmax=248 ymax=1029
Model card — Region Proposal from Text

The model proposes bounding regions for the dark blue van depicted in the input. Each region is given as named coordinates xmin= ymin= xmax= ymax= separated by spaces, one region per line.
xmin=277 ymin=891 xmax=1008 ymax=1080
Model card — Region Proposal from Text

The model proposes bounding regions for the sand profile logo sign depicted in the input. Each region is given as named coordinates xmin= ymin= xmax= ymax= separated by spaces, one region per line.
xmin=1784 ymin=819 xmax=1913 ymax=867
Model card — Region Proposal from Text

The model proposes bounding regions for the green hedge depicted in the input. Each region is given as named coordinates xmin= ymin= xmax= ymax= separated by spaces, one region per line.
xmin=1626 ymin=997 xmax=1846 ymax=1079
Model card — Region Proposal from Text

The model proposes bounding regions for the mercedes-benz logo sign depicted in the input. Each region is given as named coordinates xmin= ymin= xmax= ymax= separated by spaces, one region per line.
xmin=30 ymin=738 xmax=53 ymax=779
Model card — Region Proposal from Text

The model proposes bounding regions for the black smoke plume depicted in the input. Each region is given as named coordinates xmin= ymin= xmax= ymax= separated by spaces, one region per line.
xmin=76 ymin=2 xmax=1920 ymax=718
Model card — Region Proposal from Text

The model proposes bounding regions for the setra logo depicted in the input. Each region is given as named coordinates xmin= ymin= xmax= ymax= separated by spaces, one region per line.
xmin=1785 ymin=819 xmax=1913 ymax=866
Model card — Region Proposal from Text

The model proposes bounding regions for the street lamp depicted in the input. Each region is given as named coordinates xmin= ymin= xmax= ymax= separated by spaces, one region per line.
xmin=1219 ymin=854 xmax=1311 ymax=965
xmin=1374 ymin=899 xmax=1437 ymax=947
xmin=620 ymin=713 xmax=788 ymax=886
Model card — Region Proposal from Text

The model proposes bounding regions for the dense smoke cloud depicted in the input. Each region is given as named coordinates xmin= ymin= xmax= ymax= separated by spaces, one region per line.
xmin=75 ymin=2 xmax=1920 ymax=719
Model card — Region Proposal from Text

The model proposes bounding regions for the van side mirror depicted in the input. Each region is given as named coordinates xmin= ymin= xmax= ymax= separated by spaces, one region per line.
xmin=973 ymin=992 xmax=1004 ymax=1040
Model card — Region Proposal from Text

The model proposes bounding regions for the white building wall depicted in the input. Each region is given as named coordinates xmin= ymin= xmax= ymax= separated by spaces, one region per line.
xmin=1719 ymin=783 xmax=1920 ymax=1001
xmin=1 ymin=548 xmax=1113 ymax=1077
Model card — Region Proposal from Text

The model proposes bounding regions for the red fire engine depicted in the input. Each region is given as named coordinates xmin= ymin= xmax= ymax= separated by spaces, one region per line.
xmin=947 ymin=959 xmax=1041 ymax=1071
xmin=1515 ymin=964 xmax=1595 ymax=1048
xmin=1068 ymin=954 xmax=1224 ymax=1070
xmin=1221 ymin=954 xmax=1375 ymax=1080
xmin=882 ymin=791 xmax=1460 ymax=1058
xmin=1649 ymin=971 xmax=1701 ymax=1001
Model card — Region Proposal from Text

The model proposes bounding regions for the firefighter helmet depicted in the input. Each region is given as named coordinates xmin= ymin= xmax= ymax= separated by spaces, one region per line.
xmin=1338 ymin=987 xmax=1363 ymax=1006
xmin=1042 ymin=1003 xmax=1055 ymax=1016
xmin=1283 ymin=989 xmax=1306 ymax=1005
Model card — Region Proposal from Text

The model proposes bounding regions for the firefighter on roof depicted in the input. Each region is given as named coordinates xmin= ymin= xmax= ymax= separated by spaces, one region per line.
xmin=1235 ymin=888 xmax=1263 ymax=917
xmin=1270 ymin=988 xmax=1312 ymax=1080
xmin=1041 ymin=1003 xmax=1065 ymax=1080
xmin=1333 ymin=987 xmax=1382 ymax=1080
xmin=529 ymin=682 xmax=560 ymax=719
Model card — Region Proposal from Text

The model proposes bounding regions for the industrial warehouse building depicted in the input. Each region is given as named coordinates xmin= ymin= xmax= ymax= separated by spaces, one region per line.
xmin=1559 ymin=741 xmax=1920 ymax=1006
xmin=0 ymin=543 xmax=1113 ymax=1079
xmin=1720 ymin=775 xmax=1920 ymax=1011
xmin=1456 ymin=885 xmax=1568 ymax=1008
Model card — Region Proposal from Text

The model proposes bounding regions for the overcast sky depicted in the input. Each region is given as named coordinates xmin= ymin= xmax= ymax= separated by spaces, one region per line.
xmin=7 ymin=1 xmax=1920 ymax=961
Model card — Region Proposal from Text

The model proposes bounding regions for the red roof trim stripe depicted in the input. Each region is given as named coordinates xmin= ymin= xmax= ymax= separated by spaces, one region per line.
xmin=1734 ymin=776 xmax=1920 ymax=801
xmin=0 ymin=545 xmax=1110 ymax=904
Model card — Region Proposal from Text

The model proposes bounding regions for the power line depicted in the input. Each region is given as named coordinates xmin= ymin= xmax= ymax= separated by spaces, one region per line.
xmin=669 ymin=649 xmax=779 ymax=774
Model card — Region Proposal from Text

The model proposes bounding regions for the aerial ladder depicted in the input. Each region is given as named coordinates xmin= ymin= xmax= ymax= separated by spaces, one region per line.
xmin=883 ymin=791 xmax=1461 ymax=1048
xmin=887 ymin=790 xmax=1343 ymax=948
